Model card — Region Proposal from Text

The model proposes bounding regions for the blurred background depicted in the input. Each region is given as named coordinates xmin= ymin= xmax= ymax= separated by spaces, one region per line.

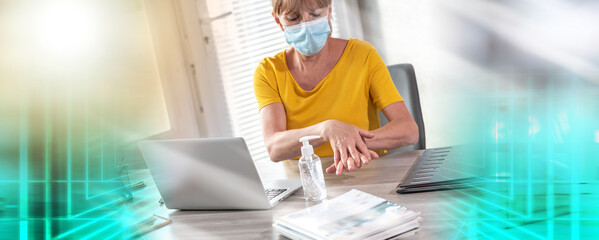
xmin=0 ymin=0 xmax=598 ymax=239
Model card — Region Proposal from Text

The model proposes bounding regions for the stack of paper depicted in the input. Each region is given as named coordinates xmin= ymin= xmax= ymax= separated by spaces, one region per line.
xmin=273 ymin=189 xmax=421 ymax=240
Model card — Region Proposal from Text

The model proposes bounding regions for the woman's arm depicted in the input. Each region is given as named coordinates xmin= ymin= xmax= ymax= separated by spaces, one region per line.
xmin=261 ymin=102 xmax=377 ymax=173
xmin=260 ymin=102 xmax=327 ymax=162
xmin=366 ymin=101 xmax=419 ymax=149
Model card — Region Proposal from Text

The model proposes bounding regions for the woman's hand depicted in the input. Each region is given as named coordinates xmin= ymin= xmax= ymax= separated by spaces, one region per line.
xmin=319 ymin=120 xmax=379 ymax=175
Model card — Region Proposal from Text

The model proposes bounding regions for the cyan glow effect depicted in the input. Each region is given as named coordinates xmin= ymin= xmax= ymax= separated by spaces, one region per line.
xmin=440 ymin=72 xmax=599 ymax=239
xmin=528 ymin=115 xmax=540 ymax=135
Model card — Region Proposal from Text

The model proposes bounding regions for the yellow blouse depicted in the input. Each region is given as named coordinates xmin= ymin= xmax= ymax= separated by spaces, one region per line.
xmin=253 ymin=38 xmax=403 ymax=157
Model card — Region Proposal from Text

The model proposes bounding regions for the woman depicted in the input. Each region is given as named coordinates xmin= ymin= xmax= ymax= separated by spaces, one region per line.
xmin=254 ymin=0 xmax=419 ymax=175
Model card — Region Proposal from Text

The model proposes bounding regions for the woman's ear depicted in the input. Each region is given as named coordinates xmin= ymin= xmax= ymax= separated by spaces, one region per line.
xmin=272 ymin=12 xmax=284 ymax=32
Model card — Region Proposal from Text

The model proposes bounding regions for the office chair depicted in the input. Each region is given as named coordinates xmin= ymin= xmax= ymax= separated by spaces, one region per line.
xmin=378 ymin=64 xmax=426 ymax=151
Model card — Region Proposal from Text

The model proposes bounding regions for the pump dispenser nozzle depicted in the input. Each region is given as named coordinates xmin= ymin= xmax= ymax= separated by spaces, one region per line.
xmin=299 ymin=135 xmax=320 ymax=158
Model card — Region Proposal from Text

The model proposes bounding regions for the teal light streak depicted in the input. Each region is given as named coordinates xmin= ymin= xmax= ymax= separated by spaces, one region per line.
xmin=448 ymin=189 xmax=528 ymax=219
xmin=54 ymin=208 xmax=122 ymax=240
xmin=478 ymin=220 xmax=520 ymax=240
xmin=527 ymin=74 xmax=533 ymax=218
xmin=509 ymin=76 xmax=515 ymax=201
xmin=83 ymin=169 xmax=157 ymax=202
xmin=68 ymin=174 xmax=159 ymax=219
xmin=443 ymin=221 xmax=484 ymax=239
xmin=19 ymin=89 xmax=29 ymax=239
xmin=113 ymin=98 xmax=118 ymax=169
xmin=481 ymin=100 xmax=487 ymax=170
xmin=55 ymin=185 xmax=157 ymax=239
xmin=448 ymin=193 xmax=545 ymax=239
xmin=104 ymin=231 xmax=123 ymax=240
xmin=570 ymin=79 xmax=580 ymax=240
xmin=85 ymin=89 xmax=90 ymax=199
xmin=443 ymin=214 xmax=497 ymax=240
xmin=494 ymin=76 xmax=499 ymax=183
xmin=461 ymin=179 xmax=514 ymax=201
xmin=67 ymin=82 xmax=72 ymax=218
xmin=546 ymin=80 xmax=554 ymax=239
xmin=0 ymin=180 xmax=124 ymax=183
xmin=45 ymin=87 xmax=52 ymax=239
xmin=441 ymin=201 xmax=518 ymax=240
xmin=0 ymin=218 xmax=122 ymax=221
xmin=79 ymin=198 xmax=163 ymax=240
xmin=101 ymin=100 xmax=104 ymax=181
xmin=67 ymin=197 xmax=124 ymax=220
xmin=103 ymin=169 xmax=147 ymax=181
xmin=81 ymin=178 xmax=149 ymax=201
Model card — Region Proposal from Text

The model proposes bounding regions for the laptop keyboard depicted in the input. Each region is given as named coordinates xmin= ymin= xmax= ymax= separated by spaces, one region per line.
xmin=265 ymin=188 xmax=287 ymax=200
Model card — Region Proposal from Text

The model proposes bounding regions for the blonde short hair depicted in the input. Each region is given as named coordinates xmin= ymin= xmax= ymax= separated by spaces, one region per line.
xmin=272 ymin=0 xmax=331 ymax=16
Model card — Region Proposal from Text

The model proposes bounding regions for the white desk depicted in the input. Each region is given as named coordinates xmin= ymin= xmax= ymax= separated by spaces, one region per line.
xmin=134 ymin=150 xmax=470 ymax=239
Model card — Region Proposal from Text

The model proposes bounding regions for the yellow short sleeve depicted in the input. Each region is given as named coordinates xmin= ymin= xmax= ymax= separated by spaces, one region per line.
xmin=366 ymin=46 xmax=404 ymax=111
xmin=253 ymin=60 xmax=282 ymax=112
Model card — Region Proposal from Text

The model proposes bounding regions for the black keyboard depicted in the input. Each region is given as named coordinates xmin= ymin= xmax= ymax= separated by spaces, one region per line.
xmin=265 ymin=188 xmax=287 ymax=200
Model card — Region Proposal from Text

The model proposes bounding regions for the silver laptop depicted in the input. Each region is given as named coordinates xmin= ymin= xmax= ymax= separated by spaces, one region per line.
xmin=138 ymin=137 xmax=301 ymax=210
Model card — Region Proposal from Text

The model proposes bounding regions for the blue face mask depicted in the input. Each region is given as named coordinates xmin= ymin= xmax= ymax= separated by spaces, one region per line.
xmin=283 ymin=16 xmax=331 ymax=56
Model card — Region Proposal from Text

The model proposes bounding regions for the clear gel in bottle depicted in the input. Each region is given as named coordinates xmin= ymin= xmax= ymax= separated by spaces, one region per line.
xmin=298 ymin=136 xmax=327 ymax=201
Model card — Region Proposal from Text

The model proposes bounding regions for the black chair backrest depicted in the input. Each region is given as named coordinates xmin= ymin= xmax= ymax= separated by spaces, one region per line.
xmin=379 ymin=64 xmax=426 ymax=151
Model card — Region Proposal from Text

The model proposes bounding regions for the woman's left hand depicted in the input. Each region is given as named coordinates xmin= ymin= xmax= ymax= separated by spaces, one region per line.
xmin=325 ymin=149 xmax=379 ymax=175
xmin=319 ymin=120 xmax=379 ymax=175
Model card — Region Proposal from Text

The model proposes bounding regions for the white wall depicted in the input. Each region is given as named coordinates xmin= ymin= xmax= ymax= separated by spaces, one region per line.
xmin=357 ymin=0 xmax=491 ymax=147
xmin=356 ymin=0 xmax=599 ymax=148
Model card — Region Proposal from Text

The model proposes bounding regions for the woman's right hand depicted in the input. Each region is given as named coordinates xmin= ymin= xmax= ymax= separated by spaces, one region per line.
xmin=319 ymin=120 xmax=379 ymax=175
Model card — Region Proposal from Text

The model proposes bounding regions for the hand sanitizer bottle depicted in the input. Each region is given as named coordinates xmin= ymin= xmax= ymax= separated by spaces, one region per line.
xmin=298 ymin=136 xmax=327 ymax=201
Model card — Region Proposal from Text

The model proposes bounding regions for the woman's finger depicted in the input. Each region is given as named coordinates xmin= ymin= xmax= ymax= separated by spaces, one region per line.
xmin=355 ymin=138 xmax=371 ymax=161
xmin=346 ymin=155 xmax=357 ymax=171
xmin=359 ymin=153 xmax=367 ymax=167
xmin=347 ymin=147 xmax=361 ymax=170
xmin=326 ymin=163 xmax=336 ymax=174
xmin=336 ymin=141 xmax=349 ymax=170
xmin=345 ymin=139 xmax=360 ymax=166
xmin=331 ymin=143 xmax=340 ymax=169
xmin=336 ymin=160 xmax=344 ymax=175
xmin=358 ymin=128 xmax=375 ymax=139
xmin=368 ymin=150 xmax=379 ymax=163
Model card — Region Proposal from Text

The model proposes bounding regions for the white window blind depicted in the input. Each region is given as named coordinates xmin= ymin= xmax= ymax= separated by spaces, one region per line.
xmin=203 ymin=0 xmax=340 ymax=161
